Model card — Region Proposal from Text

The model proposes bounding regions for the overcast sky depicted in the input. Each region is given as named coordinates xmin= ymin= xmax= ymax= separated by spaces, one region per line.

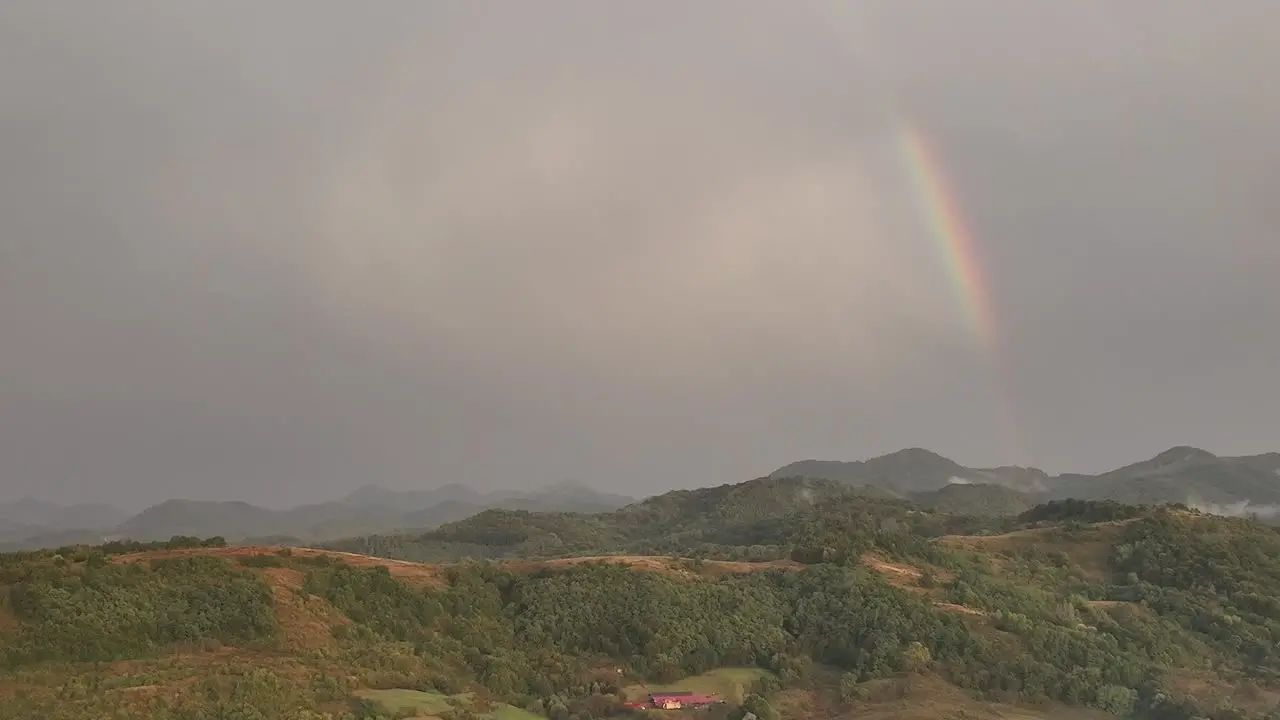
xmin=2 ymin=1 xmax=1276 ymax=509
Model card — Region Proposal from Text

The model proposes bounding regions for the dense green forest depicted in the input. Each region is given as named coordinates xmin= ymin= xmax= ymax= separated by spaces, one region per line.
xmin=3 ymin=480 xmax=1280 ymax=720
xmin=322 ymin=481 xmax=1145 ymax=563
xmin=324 ymin=478 xmax=935 ymax=562
xmin=308 ymin=493 xmax=1280 ymax=720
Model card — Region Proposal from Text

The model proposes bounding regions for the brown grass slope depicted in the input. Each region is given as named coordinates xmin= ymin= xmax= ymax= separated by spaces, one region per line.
xmin=111 ymin=546 xmax=802 ymax=583
xmin=937 ymin=520 xmax=1136 ymax=580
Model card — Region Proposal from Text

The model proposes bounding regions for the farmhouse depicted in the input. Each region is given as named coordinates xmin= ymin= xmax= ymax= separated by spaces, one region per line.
xmin=646 ymin=692 xmax=723 ymax=710
xmin=622 ymin=690 xmax=726 ymax=711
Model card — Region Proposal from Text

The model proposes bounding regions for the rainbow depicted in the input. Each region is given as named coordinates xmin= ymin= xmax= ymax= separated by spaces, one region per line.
xmin=896 ymin=123 xmax=999 ymax=351
xmin=896 ymin=121 xmax=1022 ymax=462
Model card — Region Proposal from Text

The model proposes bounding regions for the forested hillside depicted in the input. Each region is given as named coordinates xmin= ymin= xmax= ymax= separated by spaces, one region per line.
xmin=7 ymin=445 xmax=1276 ymax=552
xmin=4 ymin=482 xmax=1280 ymax=720
xmin=324 ymin=477 xmax=917 ymax=562
xmin=773 ymin=447 xmax=1280 ymax=510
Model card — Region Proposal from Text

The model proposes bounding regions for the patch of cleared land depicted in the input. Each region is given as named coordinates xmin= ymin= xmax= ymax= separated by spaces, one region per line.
xmin=357 ymin=689 xmax=457 ymax=718
xmin=937 ymin=523 xmax=1129 ymax=580
xmin=111 ymin=548 xmax=798 ymax=587
xmin=837 ymin=673 xmax=1112 ymax=720
xmin=861 ymin=554 xmax=923 ymax=586
xmin=933 ymin=602 xmax=985 ymax=617
xmin=491 ymin=705 xmax=546 ymax=720
xmin=0 ymin=603 xmax=17 ymax=633
xmin=623 ymin=667 xmax=771 ymax=704
xmin=258 ymin=566 xmax=350 ymax=649
xmin=504 ymin=555 xmax=801 ymax=580
xmin=357 ymin=689 xmax=543 ymax=720
xmin=860 ymin=554 xmax=981 ymax=617
xmin=1164 ymin=670 xmax=1280 ymax=717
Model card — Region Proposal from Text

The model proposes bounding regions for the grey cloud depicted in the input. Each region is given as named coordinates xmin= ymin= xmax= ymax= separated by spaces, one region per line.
xmin=1 ymin=1 xmax=1276 ymax=508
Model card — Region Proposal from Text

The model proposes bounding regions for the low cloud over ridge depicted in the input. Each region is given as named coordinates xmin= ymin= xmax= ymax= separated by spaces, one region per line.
xmin=1 ymin=2 xmax=1277 ymax=507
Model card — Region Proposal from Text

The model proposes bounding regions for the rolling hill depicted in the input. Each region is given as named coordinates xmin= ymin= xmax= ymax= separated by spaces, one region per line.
xmin=115 ymin=499 xmax=283 ymax=540
xmin=7 ymin=445 xmax=1275 ymax=552
xmin=772 ymin=445 xmax=1280 ymax=512
xmin=0 ymin=482 xmax=636 ymax=550
xmin=0 ymin=517 xmax=41 ymax=545
xmin=0 ymin=499 xmax=129 ymax=542
xmin=907 ymin=483 xmax=1037 ymax=516
xmin=5 ymin=476 xmax=1280 ymax=719
xmin=0 ymin=498 xmax=130 ymax=530
xmin=772 ymin=448 xmax=1053 ymax=494
xmin=324 ymin=476 xmax=911 ymax=562
xmin=1046 ymin=446 xmax=1280 ymax=509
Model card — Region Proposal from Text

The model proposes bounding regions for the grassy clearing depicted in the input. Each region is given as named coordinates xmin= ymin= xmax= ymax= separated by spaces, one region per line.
xmin=938 ymin=522 xmax=1128 ymax=581
xmin=623 ymin=667 xmax=771 ymax=704
xmin=357 ymin=689 xmax=455 ymax=718
xmin=1164 ymin=669 xmax=1280 ymax=718
xmin=490 ymin=704 xmax=546 ymax=720
xmin=837 ymin=674 xmax=1111 ymax=720
xmin=357 ymin=689 xmax=543 ymax=720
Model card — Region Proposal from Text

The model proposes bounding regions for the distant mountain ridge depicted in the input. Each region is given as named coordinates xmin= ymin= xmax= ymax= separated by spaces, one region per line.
xmin=0 ymin=499 xmax=131 ymax=545
xmin=0 ymin=482 xmax=636 ymax=550
xmin=346 ymin=449 xmax=1280 ymax=564
xmin=0 ymin=498 xmax=130 ymax=532
xmin=1047 ymin=447 xmax=1280 ymax=510
xmin=326 ymin=475 xmax=898 ymax=561
xmin=6 ymin=445 xmax=1278 ymax=551
xmin=772 ymin=445 xmax=1280 ymax=513
xmin=773 ymin=448 xmax=1050 ymax=494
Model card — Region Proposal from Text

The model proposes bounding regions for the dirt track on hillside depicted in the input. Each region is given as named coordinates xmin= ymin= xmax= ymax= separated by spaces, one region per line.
xmin=109 ymin=546 xmax=801 ymax=584
xmin=502 ymin=555 xmax=802 ymax=578
xmin=859 ymin=554 xmax=983 ymax=617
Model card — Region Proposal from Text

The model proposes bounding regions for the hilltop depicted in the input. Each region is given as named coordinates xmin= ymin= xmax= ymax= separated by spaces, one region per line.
xmin=1047 ymin=447 xmax=1280 ymax=509
xmin=6 ymin=445 xmax=1277 ymax=552
xmin=324 ymin=476 xmax=909 ymax=562
xmin=772 ymin=446 xmax=1280 ymax=512
xmin=771 ymin=448 xmax=1052 ymax=494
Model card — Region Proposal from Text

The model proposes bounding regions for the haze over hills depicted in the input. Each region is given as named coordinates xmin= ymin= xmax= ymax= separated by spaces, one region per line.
xmin=772 ymin=449 xmax=1051 ymax=494
xmin=325 ymin=450 xmax=1279 ymax=566
xmin=9 ymin=456 xmax=1280 ymax=718
xmin=773 ymin=446 xmax=1280 ymax=516
xmin=13 ymin=480 xmax=1280 ymax=719
xmin=0 ymin=499 xmax=132 ymax=546
xmin=1046 ymin=446 xmax=1280 ymax=512
xmin=0 ymin=498 xmax=130 ymax=532
xmin=0 ymin=481 xmax=636 ymax=550
xmin=4 ymin=445 xmax=1278 ymax=551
